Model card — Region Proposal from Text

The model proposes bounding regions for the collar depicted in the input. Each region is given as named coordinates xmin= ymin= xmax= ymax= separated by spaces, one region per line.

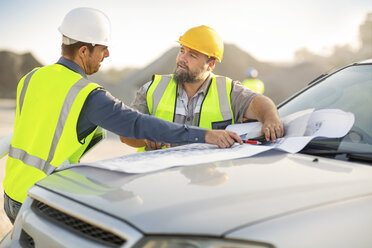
xmin=57 ymin=57 xmax=87 ymax=79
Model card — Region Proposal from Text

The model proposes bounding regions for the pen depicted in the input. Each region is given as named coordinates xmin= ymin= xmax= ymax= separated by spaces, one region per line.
xmin=242 ymin=135 xmax=270 ymax=145
xmin=243 ymin=140 xmax=263 ymax=145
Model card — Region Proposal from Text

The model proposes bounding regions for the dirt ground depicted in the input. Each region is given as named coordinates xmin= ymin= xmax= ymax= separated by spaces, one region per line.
xmin=0 ymin=99 xmax=136 ymax=240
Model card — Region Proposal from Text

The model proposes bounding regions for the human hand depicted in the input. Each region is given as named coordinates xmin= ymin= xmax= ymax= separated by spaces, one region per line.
xmin=261 ymin=117 xmax=284 ymax=143
xmin=145 ymin=140 xmax=171 ymax=150
xmin=119 ymin=137 xmax=146 ymax=147
xmin=205 ymin=130 xmax=243 ymax=148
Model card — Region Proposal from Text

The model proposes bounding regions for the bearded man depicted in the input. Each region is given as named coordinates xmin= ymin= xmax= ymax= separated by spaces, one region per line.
xmin=120 ymin=25 xmax=283 ymax=151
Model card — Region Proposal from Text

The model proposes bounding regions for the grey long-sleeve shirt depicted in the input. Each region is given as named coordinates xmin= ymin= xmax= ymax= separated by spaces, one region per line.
xmin=56 ymin=57 xmax=206 ymax=144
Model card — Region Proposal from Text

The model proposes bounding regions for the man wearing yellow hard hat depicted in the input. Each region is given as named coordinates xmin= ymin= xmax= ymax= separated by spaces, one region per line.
xmin=121 ymin=25 xmax=284 ymax=151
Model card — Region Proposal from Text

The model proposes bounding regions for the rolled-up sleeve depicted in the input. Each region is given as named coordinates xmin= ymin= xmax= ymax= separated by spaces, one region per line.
xmin=83 ymin=89 xmax=206 ymax=143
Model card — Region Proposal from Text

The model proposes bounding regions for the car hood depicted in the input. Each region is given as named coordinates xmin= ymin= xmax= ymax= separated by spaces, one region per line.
xmin=37 ymin=150 xmax=372 ymax=236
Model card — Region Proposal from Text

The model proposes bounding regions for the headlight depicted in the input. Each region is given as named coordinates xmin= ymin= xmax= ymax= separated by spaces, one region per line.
xmin=133 ymin=236 xmax=273 ymax=248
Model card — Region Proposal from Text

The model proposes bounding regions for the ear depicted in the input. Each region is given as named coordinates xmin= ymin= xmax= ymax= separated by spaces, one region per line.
xmin=78 ymin=46 xmax=88 ymax=57
xmin=207 ymin=59 xmax=216 ymax=71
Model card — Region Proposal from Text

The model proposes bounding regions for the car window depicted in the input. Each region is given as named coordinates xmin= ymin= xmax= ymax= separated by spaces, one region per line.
xmin=278 ymin=64 xmax=372 ymax=157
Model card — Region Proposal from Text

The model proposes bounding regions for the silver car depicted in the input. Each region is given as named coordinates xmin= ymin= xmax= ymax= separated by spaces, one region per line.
xmin=1 ymin=59 xmax=372 ymax=248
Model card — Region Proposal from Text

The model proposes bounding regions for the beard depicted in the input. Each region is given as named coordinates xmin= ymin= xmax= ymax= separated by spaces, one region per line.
xmin=174 ymin=62 xmax=204 ymax=85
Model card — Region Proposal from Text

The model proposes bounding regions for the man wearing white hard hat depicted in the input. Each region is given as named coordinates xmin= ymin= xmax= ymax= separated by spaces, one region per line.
xmin=3 ymin=7 xmax=243 ymax=223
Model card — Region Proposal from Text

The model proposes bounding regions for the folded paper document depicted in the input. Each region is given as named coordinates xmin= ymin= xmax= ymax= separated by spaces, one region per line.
xmin=59 ymin=109 xmax=354 ymax=174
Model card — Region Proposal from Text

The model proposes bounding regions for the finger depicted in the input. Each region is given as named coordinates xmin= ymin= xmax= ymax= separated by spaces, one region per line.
xmin=219 ymin=136 xmax=229 ymax=148
xmin=224 ymin=135 xmax=234 ymax=148
xmin=226 ymin=131 xmax=238 ymax=147
xmin=216 ymin=136 xmax=224 ymax=148
xmin=155 ymin=142 xmax=163 ymax=149
xmin=218 ymin=142 xmax=224 ymax=148
xmin=228 ymin=131 xmax=243 ymax=144
xmin=165 ymin=143 xmax=171 ymax=148
xmin=280 ymin=124 xmax=285 ymax=137
xmin=270 ymin=127 xmax=277 ymax=143
xmin=264 ymin=127 xmax=270 ymax=141
xmin=275 ymin=126 xmax=284 ymax=138
xmin=149 ymin=141 xmax=156 ymax=150
xmin=224 ymin=137 xmax=232 ymax=148
xmin=150 ymin=141 xmax=159 ymax=150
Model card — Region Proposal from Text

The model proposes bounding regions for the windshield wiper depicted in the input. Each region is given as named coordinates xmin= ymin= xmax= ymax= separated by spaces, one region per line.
xmin=300 ymin=139 xmax=372 ymax=163
xmin=301 ymin=138 xmax=342 ymax=152
xmin=307 ymin=73 xmax=328 ymax=85
xmin=302 ymin=149 xmax=372 ymax=163
xmin=347 ymin=152 xmax=372 ymax=162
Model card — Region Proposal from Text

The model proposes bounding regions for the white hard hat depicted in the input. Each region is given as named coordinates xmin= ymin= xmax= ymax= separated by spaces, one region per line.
xmin=58 ymin=7 xmax=111 ymax=46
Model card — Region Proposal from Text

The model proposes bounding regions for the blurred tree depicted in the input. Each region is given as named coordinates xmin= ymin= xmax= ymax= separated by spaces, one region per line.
xmin=358 ymin=12 xmax=372 ymax=59
xmin=294 ymin=12 xmax=372 ymax=66
xmin=329 ymin=44 xmax=356 ymax=67
xmin=294 ymin=47 xmax=325 ymax=63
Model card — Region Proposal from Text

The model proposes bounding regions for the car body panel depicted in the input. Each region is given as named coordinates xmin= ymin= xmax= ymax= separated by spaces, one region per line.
xmin=227 ymin=194 xmax=372 ymax=248
xmin=36 ymin=150 xmax=372 ymax=235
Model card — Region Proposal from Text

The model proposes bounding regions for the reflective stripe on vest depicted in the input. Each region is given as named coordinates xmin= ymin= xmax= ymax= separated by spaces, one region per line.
xmin=19 ymin=68 xmax=39 ymax=114
xmin=8 ymin=146 xmax=57 ymax=175
xmin=147 ymin=74 xmax=176 ymax=121
xmin=198 ymin=76 xmax=234 ymax=129
xmin=8 ymin=77 xmax=93 ymax=175
xmin=46 ymin=77 xmax=93 ymax=167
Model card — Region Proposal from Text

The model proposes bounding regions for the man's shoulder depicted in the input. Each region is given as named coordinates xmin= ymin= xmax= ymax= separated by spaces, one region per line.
xmin=212 ymin=74 xmax=237 ymax=82
xmin=141 ymin=80 xmax=153 ymax=91
xmin=152 ymin=74 xmax=173 ymax=84
xmin=146 ymin=74 xmax=175 ymax=90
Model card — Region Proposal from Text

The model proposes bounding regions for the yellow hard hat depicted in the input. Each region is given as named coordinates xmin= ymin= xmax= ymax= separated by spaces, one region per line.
xmin=177 ymin=25 xmax=224 ymax=62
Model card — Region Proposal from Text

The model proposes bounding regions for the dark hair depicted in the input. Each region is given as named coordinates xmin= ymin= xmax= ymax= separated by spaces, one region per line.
xmin=206 ymin=56 xmax=216 ymax=63
xmin=61 ymin=42 xmax=95 ymax=58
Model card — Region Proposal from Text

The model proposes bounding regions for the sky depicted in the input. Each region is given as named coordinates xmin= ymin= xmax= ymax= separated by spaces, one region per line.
xmin=0 ymin=0 xmax=371 ymax=70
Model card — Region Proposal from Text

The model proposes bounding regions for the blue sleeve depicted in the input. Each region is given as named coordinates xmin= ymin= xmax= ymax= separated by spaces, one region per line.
xmin=80 ymin=89 xmax=206 ymax=143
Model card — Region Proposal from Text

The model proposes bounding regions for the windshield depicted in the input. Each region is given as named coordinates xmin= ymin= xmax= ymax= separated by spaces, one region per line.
xmin=278 ymin=63 xmax=372 ymax=162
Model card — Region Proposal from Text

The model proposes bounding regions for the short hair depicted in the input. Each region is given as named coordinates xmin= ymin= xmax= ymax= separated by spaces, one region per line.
xmin=61 ymin=41 xmax=95 ymax=58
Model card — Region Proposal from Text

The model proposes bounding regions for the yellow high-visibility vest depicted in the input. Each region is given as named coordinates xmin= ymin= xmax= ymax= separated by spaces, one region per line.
xmin=241 ymin=78 xmax=265 ymax=94
xmin=138 ymin=74 xmax=235 ymax=152
xmin=4 ymin=64 xmax=101 ymax=203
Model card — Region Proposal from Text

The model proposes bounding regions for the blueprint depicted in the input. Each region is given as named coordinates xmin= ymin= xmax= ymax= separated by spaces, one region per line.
xmin=59 ymin=108 xmax=355 ymax=174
